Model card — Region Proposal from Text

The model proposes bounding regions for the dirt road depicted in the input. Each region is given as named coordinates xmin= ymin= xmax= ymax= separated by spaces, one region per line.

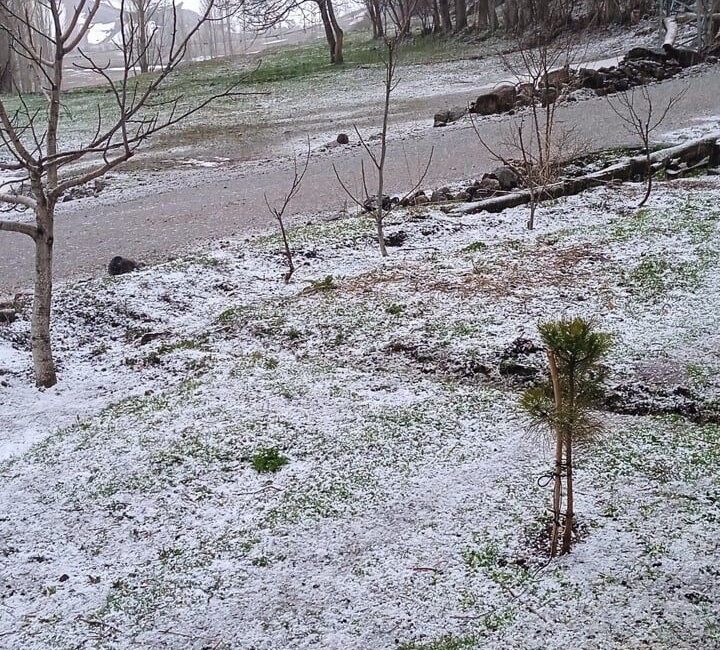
xmin=1 ymin=66 xmax=719 ymax=294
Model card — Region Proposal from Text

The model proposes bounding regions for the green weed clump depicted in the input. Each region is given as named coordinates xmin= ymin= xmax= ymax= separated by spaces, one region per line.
xmin=251 ymin=447 xmax=289 ymax=473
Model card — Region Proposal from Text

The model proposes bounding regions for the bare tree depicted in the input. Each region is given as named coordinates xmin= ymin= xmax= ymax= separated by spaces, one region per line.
xmin=265 ymin=143 xmax=311 ymax=283
xmin=473 ymin=7 xmax=586 ymax=229
xmin=606 ymin=85 xmax=687 ymax=208
xmin=437 ymin=0 xmax=453 ymax=31
xmin=334 ymin=32 xmax=433 ymax=257
xmin=245 ymin=0 xmax=344 ymax=64
xmin=365 ymin=0 xmax=385 ymax=38
xmin=455 ymin=0 xmax=468 ymax=30
xmin=128 ymin=0 xmax=161 ymax=73
xmin=0 ymin=0 xmax=241 ymax=387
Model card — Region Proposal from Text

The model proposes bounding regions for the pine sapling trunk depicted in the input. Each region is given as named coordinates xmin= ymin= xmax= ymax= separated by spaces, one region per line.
xmin=548 ymin=350 xmax=563 ymax=557
xmin=561 ymin=366 xmax=577 ymax=554
xmin=562 ymin=432 xmax=574 ymax=554
xmin=32 ymin=205 xmax=57 ymax=388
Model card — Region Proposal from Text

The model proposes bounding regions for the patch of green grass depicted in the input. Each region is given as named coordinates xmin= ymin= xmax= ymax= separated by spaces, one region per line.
xmin=686 ymin=363 xmax=713 ymax=388
xmin=251 ymin=447 xmax=289 ymax=473
xmin=624 ymin=254 xmax=701 ymax=298
xmin=385 ymin=303 xmax=405 ymax=316
xmin=266 ymin=477 xmax=356 ymax=525
xmin=217 ymin=306 xmax=243 ymax=324
xmin=463 ymin=241 xmax=488 ymax=253
xmin=243 ymin=32 xmax=481 ymax=84
xmin=398 ymin=634 xmax=478 ymax=650
xmin=611 ymin=196 xmax=720 ymax=244
xmin=306 ymin=275 xmax=337 ymax=294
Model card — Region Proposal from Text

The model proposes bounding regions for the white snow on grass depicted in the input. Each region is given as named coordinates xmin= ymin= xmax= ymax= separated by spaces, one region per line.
xmin=1 ymin=177 xmax=719 ymax=649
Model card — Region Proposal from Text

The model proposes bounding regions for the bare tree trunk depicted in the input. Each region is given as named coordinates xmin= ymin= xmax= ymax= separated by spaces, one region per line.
xmin=639 ymin=147 xmax=653 ymax=208
xmin=432 ymin=0 xmax=442 ymax=32
xmin=548 ymin=350 xmax=563 ymax=558
xmin=32 ymin=206 xmax=57 ymax=388
xmin=326 ymin=0 xmax=344 ymax=65
xmin=0 ymin=5 xmax=13 ymax=93
xmin=455 ymin=0 xmax=468 ymax=30
xmin=137 ymin=2 xmax=150 ymax=73
xmin=318 ymin=0 xmax=337 ymax=63
xmin=438 ymin=0 xmax=453 ymax=31
xmin=367 ymin=0 xmax=384 ymax=38
xmin=562 ymin=432 xmax=574 ymax=554
xmin=225 ymin=16 xmax=234 ymax=56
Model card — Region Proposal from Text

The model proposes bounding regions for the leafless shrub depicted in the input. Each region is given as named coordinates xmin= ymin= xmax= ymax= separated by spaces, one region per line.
xmin=333 ymin=32 xmax=433 ymax=257
xmin=264 ymin=142 xmax=311 ymax=283
xmin=606 ymin=85 xmax=687 ymax=208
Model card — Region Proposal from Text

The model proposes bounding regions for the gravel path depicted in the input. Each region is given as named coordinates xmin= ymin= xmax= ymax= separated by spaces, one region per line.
xmin=1 ymin=65 xmax=718 ymax=294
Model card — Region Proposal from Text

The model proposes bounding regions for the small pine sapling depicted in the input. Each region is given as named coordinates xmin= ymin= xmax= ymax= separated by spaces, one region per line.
xmin=521 ymin=318 xmax=612 ymax=556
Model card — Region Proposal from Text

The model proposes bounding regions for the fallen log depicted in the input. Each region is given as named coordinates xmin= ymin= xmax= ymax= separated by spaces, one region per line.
xmin=663 ymin=17 xmax=678 ymax=49
xmin=447 ymin=136 xmax=719 ymax=216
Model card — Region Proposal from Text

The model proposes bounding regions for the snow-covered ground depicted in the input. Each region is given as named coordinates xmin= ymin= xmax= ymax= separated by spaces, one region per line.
xmin=1 ymin=173 xmax=719 ymax=648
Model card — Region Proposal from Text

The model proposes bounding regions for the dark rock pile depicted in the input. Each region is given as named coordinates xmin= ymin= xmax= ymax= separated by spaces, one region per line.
xmin=62 ymin=179 xmax=107 ymax=202
xmin=398 ymin=166 xmax=520 ymax=207
xmin=434 ymin=44 xmax=715 ymax=126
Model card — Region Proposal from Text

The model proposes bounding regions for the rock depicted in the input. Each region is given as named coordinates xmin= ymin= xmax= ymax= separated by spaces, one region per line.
xmin=578 ymin=68 xmax=605 ymax=89
xmin=603 ymin=381 xmax=720 ymax=424
xmin=487 ymin=166 xmax=519 ymax=191
xmin=515 ymin=81 xmax=535 ymax=101
xmin=666 ymin=46 xmax=703 ymax=68
xmin=470 ymin=84 xmax=517 ymax=116
xmin=61 ymin=180 xmax=107 ymax=203
xmin=498 ymin=336 xmax=543 ymax=382
xmin=384 ymin=230 xmax=407 ymax=247
xmin=499 ymin=360 xmax=539 ymax=378
xmin=543 ymin=65 xmax=571 ymax=88
xmin=479 ymin=177 xmax=501 ymax=192
xmin=625 ymin=47 xmax=667 ymax=64
xmin=0 ymin=308 xmax=16 ymax=324
xmin=336 ymin=133 xmax=350 ymax=145
xmin=430 ymin=188 xmax=452 ymax=203
xmin=454 ymin=190 xmax=470 ymax=202
xmin=108 ymin=256 xmax=139 ymax=276
xmin=363 ymin=195 xmax=396 ymax=212
xmin=540 ymin=85 xmax=559 ymax=107
xmin=405 ymin=190 xmax=430 ymax=206
xmin=614 ymin=78 xmax=630 ymax=92
xmin=433 ymin=106 xmax=467 ymax=127
xmin=502 ymin=337 xmax=542 ymax=358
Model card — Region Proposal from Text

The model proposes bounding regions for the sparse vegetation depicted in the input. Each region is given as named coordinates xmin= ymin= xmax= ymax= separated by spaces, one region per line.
xmin=251 ymin=447 xmax=289 ymax=473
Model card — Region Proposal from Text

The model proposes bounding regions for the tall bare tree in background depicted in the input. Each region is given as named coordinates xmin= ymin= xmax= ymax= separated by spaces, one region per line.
xmin=245 ymin=0 xmax=344 ymax=63
xmin=0 ymin=0 xmax=238 ymax=387
xmin=0 ymin=1 xmax=52 ymax=92
xmin=129 ymin=0 xmax=160 ymax=73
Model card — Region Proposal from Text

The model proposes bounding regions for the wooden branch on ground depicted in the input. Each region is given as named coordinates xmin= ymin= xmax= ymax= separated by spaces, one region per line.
xmin=447 ymin=136 xmax=720 ymax=216
xmin=663 ymin=17 xmax=678 ymax=48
